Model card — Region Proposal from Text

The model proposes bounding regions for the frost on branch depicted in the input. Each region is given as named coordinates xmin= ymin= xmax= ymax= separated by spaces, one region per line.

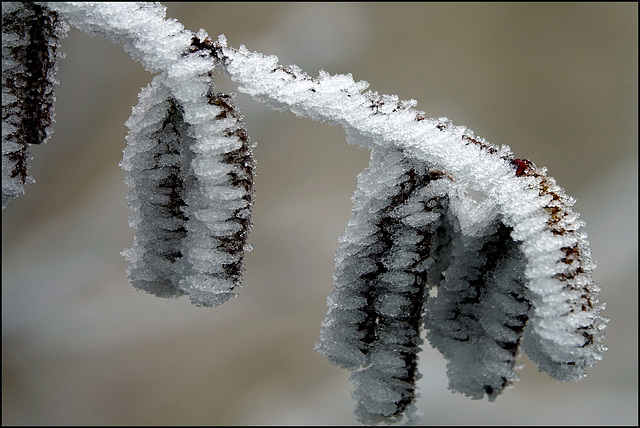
xmin=215 ymin=37 xmax=607 ymax=422
xmin=2 ymin=2 xmax=67 ymax=209
xmin=2 ymin=3 xmax=607 ymax=425
xmin=42 ymin=1 xmax=192 ymax=73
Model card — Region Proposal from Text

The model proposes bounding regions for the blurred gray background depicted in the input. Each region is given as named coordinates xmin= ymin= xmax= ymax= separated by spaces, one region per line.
xmin=2 ymin=2 xmax=637 ymax=425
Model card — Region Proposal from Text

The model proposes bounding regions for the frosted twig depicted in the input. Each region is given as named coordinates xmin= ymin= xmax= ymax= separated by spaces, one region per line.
xmin=213 ymin=36 xmax=606 ymax=384
xmin=1 ymin=2 xmax=607 ymax=425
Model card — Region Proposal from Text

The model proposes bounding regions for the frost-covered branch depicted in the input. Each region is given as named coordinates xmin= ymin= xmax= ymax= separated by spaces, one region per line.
xmin=2 ymin=2 xmax=607 ymax=425
xmin=213 ymin=34 xmax=607 ymax=409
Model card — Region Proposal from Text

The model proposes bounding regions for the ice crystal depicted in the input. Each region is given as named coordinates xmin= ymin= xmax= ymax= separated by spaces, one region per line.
xmin=2 ymin=2 xmax=67 ymax=208
xmin=215 ymin=35 xmax=607 ymax=421
xmin=2 ymin=2 xmax=607 ymax=425
xmin=122 ymin=72 xmax=255 ymax=307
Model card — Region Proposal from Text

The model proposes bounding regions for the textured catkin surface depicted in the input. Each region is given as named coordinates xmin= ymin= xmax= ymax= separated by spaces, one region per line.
xmin=1 ymin=3 xmax=637 ymax=425
xmin=1 ymin=2 xmax=67 ymax=208
xmin=216 ymin=31 xmax=606 ymax=420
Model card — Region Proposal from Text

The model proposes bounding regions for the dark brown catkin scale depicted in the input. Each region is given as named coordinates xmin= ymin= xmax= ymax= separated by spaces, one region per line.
xmin=207 ymin=92 xmax=256 ymax=291
xmin=122 ymin=93 xmax=192 ymax=298
xmin=122 ymin=69 xmax=256 ymax=307
xmin=316 ymin=147 xmax=453 ymax=424
xmin=516 ymin=161 xmax=605 ymax=381
xmin=425 ymin=218 xmax=531 ymax=401
xmin=352 ymin=169 xmax=450 ymax=424
xmin=2 ymin=2 xmax=66 ymax=208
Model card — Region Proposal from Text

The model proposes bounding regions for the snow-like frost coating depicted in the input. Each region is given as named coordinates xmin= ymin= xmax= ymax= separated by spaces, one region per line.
xmin=2 ymin=2 xmax=68 ymax=209
xmin=121 ymin=56 xmax=255 ymax=307
xmin=2 ymin=3 xmax=607 ymax=424
xmin=215 ymin=33 xmax=606 ymax=417
xmin=44 ymin=2 xmax=191 ymax=73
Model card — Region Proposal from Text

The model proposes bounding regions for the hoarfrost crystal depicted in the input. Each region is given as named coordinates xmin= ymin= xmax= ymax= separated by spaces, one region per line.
xmin=2 ymin=2 xmax=67 ymax=209
xmin=2 ymin=2 xmax=607 ymax=425
xmin=215 ymin=35 xmax=606 ymax=421
xmin=122 ymin=71 xmax=255 ymax=307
